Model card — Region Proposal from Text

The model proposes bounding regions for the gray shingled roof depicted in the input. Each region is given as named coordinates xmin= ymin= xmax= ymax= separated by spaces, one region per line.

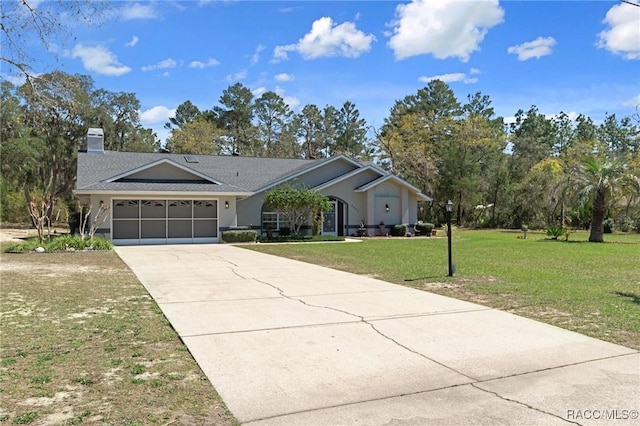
xmin=76 ymin=151 xmax=320 ymax=193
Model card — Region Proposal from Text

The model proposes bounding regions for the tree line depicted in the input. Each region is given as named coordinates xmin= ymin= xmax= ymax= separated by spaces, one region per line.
xmin=1 ymin=71 xmax=639 ymax=242
xmin=164 ymin=83 xmax=371 ymax=160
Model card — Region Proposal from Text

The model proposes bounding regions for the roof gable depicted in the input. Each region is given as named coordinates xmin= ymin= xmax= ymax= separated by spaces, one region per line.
xmin=106 ymin=159 xmax=222 ymax=185
xmin=356 ymin=175 xmax=432 ymax=201
xmin=313 ymin=165 xmax=383 ymax=191
xmin=252 ymin=155 xmax=362 ymax=193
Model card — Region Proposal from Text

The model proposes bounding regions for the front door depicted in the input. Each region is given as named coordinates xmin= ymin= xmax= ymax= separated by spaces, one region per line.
xmin=322 ymin=201 xmax=337 ymax=236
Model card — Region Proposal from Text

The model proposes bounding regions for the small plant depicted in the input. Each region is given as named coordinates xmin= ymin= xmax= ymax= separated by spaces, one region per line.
xmin=131 ymin=363 xmax=146 ymax=375
xmin=73 ymin=376 xmax=94 ymax=386
xmin=357 ymin=221 xmax=367 ymax=237
xmin=603 ymin=218 xmax=615 ymax=234
xmin=545 ymin=226 xmax=564 ymax=240
xmin=12 ymin=412 xmax=39 ymax=424
xmin=31 ymin=375 xmax=52 ymax=384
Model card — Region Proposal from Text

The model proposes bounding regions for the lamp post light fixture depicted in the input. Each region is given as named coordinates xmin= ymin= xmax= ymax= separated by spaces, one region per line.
xmin=446 ymin=200 xmax=454 ymax=277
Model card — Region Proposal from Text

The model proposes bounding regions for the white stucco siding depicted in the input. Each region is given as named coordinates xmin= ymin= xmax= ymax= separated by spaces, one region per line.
xmin=236 ymin=195 xmax=264 ymax=230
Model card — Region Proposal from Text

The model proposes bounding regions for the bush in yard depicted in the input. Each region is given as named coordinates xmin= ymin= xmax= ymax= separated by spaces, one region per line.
xmin=545 ymin=226 xmax=564 ymax=240
xmin=414 ymin=222 xmax=434 ymax=235
xmin=390 ymin=224 xmax=408 ymax=236
xmin=5 ymin=235 xmax=113 ymax=252
xmin=618 ymin=217 xmax=634 ymax=233
xmin=222 ymin=230 xmax=257 ymax=243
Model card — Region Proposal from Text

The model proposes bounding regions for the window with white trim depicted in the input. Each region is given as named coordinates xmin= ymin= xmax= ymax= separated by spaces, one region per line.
xmin=262 ymin=212 xmax=280 ymax=230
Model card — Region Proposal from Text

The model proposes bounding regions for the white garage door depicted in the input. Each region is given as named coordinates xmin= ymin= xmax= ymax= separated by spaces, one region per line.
xmin=112 ymin=199 xmax=218 ymax=245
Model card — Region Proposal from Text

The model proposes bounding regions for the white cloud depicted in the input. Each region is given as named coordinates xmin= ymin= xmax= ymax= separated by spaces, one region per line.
xmin=469 ymin=68 xmax=481 ymax=75
xmin=597 ymin=3 xmax=640 ymax=60
xmin=125 ymin=36 xmax=139 ymax=47
xmin=279 ymin=7 xmax=295 ymax=13
xmin=121 ymin=3 xmax=157 ymax=20
xmin=623 ymin=94 xmax=640 ymax=108
xmin=140 ymin=105 xmax=175 ymax=124
xmin=250 ymin=44 xmax=265 ymax=65
xmin=226 ymin=70 xmax=248 ymax=81
xmin=275 ymin=86 xmax=300 ymax=110
xmin=545 ymin=111 xmax=580 ymax=122
xmin=142 ymin=58 xmax=179 ymax=72
xmin=387 ymin=0 xmax=504 ymax=62
xmin=189 ymin=58 xmax=220 ymax=68
xmin=418 ymin=71 xmax=478 ymax=84
xmin=272 ymin=45 xmax=292 ymax=62
xmin=252 ymin=86 xmax=267 ymax=97
xmin=272 ymin=16 xmax=375 ymax=62
xmin=71 ymin=44 xmax=131 ymax=76
xmin=274 ymin=73 xmax=294 ymax=82
xmin=507 ymin=36 xmax=557 ymax=61
xmin=1 ymin=73 xmax=27 ymax=86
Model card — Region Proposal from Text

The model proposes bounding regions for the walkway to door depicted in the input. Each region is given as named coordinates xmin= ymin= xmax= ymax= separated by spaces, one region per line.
xmin=115 ymin=244 xmax=639 ymax=425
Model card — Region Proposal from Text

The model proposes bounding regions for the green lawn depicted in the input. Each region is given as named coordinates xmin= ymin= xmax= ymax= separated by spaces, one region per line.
xmin=245 ymin=229 xmax=640 ymax=349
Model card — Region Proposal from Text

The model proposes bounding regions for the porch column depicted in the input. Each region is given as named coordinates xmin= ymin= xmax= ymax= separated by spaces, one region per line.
xmin=367 ymin=189 xmax=375 ymax=226
xmin=402 ymin=187 xmax=409 ymax=224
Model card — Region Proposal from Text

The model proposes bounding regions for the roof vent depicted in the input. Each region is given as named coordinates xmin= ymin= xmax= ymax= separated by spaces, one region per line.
xmin=184 ymin=155 xmax=199 ymax=163
xmin=87 ymin=128 xmax=104 ymax=153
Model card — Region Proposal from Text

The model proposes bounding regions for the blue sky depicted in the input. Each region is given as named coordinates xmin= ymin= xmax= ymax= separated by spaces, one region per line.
xmin=14 ymin=0 xmax=640 ymax=145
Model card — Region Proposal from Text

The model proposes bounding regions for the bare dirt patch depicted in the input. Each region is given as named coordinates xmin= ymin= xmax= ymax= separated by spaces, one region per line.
xmin=0 ymin=251 xmax=237 ymax=425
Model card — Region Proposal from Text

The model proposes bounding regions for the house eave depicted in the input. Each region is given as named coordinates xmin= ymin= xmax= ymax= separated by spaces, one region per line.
xmin=74 ymin=189 xmax=253 ymax=197
xmin=313 ymin=165 xmax=383 ymax=192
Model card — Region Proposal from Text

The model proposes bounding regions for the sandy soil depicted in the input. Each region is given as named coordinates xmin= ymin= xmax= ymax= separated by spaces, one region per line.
xmin=0 ymin=225 xmax=69 ymax=243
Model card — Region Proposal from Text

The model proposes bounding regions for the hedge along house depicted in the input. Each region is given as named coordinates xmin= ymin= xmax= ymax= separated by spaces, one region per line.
xmin=75 ymin=128 xmax=431 ymax=245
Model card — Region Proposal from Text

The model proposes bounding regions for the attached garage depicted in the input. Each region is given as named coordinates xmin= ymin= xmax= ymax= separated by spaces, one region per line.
xmin=112 ymin=199 xmax=218 ymax=245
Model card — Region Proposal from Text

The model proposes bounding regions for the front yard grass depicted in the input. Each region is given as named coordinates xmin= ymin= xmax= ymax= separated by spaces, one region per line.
xmin=245 ymin=229 xmax=640 ymax=350
xmin=0 ymin=251 xmax=237 ymax=425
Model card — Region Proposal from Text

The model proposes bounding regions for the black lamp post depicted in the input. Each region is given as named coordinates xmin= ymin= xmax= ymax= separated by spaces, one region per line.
xmin=446 ymin=200 xmax=454 ymax=277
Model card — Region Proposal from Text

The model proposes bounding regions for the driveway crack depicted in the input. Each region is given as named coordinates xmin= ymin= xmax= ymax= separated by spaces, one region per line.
xmin=253 ymin=277 xmax=477 ymax=381
xmin=470 ymin=383 xmax=581 ymax=425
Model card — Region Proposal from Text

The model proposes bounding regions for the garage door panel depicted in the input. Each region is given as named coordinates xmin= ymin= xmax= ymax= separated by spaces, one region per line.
xmin=141 ymin=200 xmax=166 ymax=218
xmin=113 ymin=200 xmax=139 ymax=219
xmin=194 ymin=220 xmax=217 ymax=237
xmin=168 ymin=200 xmax=191 ymax=218
xmin=113 ymin=220 xmax=139 ymax=239
xmin=194 ymin=201 xmax=217 ymax=218
xmin=168 ymin=220 xmax=192 ymax=238
xmin=141 ymin=220 xmax=166 ymax=238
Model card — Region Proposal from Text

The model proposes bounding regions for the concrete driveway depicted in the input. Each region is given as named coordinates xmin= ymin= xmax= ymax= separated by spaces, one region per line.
xmin=115 ymin=244 xmax=639 ymax=425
